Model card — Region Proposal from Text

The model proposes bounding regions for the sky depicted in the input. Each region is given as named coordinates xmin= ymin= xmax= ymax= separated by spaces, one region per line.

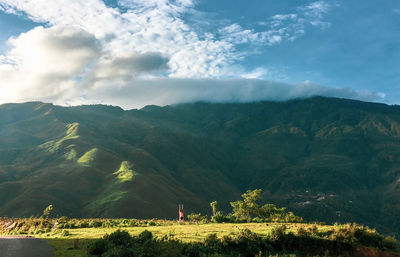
xmin=0 ymin=0 xmax=399 ymax=109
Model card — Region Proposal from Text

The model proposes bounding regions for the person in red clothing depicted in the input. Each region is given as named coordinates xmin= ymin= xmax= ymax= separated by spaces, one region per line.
xmin=178 ymin=204 xmax=184 ymax=222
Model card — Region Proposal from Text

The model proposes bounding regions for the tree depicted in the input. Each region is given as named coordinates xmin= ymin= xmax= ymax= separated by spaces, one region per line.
xmin=210 ymin=201 xmax=218 ymax=216
xmin=230 ymin=189 xmax=262 ymax=220
xmin=230 ymin=189 xmax=303 ymax=223
xmin=187 ymin=213 xmax=208 ymax=223
xmin=259 ymin=204 xmax=286 ymax=221
xmin=42 ymin=204 xmax=53 ymax=218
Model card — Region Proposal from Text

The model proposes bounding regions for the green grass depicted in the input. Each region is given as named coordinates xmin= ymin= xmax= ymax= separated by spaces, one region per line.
xmin=49 ymin=223 xmax=331 ymax=241
xmin=113 ymin=161 xmax=137 ymax=182
xmin=45 ymin=238 xmax=94 ymax=257
xmin=65 ymin=147 xmax=77 ymax=160
xmin=41 ymin=223 xmax=329 ymax=257
xmin=86 ymin=190 xmax=127 ymax=213
xmin=1 ymin=217 xmax=398 ymax=256
xmin=86 ymin=161 xmax=137 ymax=213
xmin=77 ymin=148 xmax=98 ymax=167
xmin=0 ymin=218 xmax=328 ymax=255
xmin=39 ymin=123 xmax=80 ymax=153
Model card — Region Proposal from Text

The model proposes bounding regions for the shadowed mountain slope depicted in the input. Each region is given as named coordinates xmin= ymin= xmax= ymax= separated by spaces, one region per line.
xmin=0 ymin=97 xmax=399 ymax=235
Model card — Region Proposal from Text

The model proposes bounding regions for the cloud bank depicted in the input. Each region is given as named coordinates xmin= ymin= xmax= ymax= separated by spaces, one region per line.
xmin=66 ymin=79 xmax=384 ymax=109
xmin=0 ymin=0 xmax=385 ymax=108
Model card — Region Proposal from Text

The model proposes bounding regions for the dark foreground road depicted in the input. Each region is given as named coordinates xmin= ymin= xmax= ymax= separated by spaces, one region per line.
xmin=0 ymin=236 xmax=53 ymax=257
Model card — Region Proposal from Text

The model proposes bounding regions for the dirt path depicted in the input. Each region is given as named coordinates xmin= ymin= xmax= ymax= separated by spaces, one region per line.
xmin=0 ymin=236 xmax=54 ymax=257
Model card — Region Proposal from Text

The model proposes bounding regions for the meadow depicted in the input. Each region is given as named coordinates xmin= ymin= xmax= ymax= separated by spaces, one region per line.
xmin=1 ymin=217 xmax=399 ymax=257
xmin=46 ymin=222 xmax=321 ymax=257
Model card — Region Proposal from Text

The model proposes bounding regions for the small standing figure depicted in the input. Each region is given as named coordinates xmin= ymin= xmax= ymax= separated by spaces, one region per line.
xmin=178 ymin=204 xmax=184 ymax=222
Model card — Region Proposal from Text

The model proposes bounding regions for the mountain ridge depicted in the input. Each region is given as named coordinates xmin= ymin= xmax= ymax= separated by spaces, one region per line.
xmin=0 ymin=96 xmax=399 ymax=236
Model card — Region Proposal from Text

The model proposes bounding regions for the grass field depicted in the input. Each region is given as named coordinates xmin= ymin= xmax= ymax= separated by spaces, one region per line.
xmin=43 ymin=222 xmax=318 ymax=257
xmin=19 ymin=222 xmax=333 ymax=257
xmin=1 ymin=218 xmax=398 ymax=257
xmin=0 ymin=220 xmax=329 ymax=256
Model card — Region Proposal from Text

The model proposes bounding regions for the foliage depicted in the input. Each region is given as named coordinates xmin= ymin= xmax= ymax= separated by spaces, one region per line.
xmin=42 ymin=205 xmax=53 ymax=218
xmin=210 ymin=201 xmax=218 ymax=216
xmin=77 ymin=148 xmax=98 ymax=167
xmin=383 ymin=236 xmax=399 ymax=252
xmin=88 ymin=225 xmax=397 ymax=257
xmin=0 ymin=217 xmax=397 ymax=256
xmin=231 ymin=189 xmax=262 ymax=221
xmin=229 ymin=189 xmax=303 ymax=223
xmin=211 ymin=212 xmax=235 ymax=223
xmin=0 ymin=217 xmax=171 ymax=236
xmin=187 ymin=213 xmax=208 ymax=223
xmin=113 ymin=161 xmax=137 ymax=182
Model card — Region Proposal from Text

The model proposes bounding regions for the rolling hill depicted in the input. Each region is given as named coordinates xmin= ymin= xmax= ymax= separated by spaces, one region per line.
xmin=0 ymin=97 xmax=399 ymax=235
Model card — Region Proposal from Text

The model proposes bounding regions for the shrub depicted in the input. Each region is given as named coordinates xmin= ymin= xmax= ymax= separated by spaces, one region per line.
xmin=187 ymin=213 xmax=208 ymax=223
xmin=252 ymin=217 xmax=264 ymax=223
xmin=78 ymin=221 xmax=89 ymax=228
xmin=147 ymin=221 xmax=156 ymax=226
xmin=105 ymin=230 xmax=132 ymax=246
xmin=269 ymin=225 xmax=287 ymax=240
xmin=296 ymin=227 xmax=310 ymax=237
xmin=103 ymin=219 xmax=119 ymax=228
xmin=211 ymin=212 xmax=235 ymax=223
xmin=101 ymin=247 xmax=135 ymax=257
xmin=89 ymin=220 xmax=103 ymax=228
xmin=87 ymin=239 xmax=110 ymax=256
xmin=383 ymin=236 xmax=399 ymax=252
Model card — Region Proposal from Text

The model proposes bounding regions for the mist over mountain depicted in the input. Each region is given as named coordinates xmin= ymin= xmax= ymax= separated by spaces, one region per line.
xmin=0 ymin=96 xmax=399 ymax=235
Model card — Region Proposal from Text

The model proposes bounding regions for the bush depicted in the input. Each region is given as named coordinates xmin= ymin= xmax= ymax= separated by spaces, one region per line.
xmin=269 ymin=225 xmax=287 ymax=240
xmin=211 ymin=212 xmax=235 ymax=223
xmin=78 ymin=221 xmax=89 ymax=228
xmin=88 ymin=225 xmax=393 ymax=257
xmin=89 ymin=221 xmax=103 ymax=228
xmin=101 ymin=247 xmax=134 ymax=257
xmin=252 ymin=217 xmax=264 ymax=223
xmin=87 ymin=239 xmax=110 ymax=256
xmin=105 ymin=230 xmax=132 ymax=246
xmin=147 ymin=221 xmax=156 ymax=226
xmin=187 ymin=213 xmax=208 ymax=223
xmin=383 ymin=236 xmax=399 ymax=252
xmin=103 ymin=219 xmax=119 ymax=228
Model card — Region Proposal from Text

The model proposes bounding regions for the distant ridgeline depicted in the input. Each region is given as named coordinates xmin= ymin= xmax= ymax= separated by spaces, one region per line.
xmin=0 ymin=97 xmax=400 ymax=235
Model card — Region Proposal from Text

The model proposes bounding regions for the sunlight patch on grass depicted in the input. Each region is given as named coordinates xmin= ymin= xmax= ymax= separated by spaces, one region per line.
xmin=45 ymin=238 xmax=93 ymax=257
xmin=39 ymin=123 xmax=80 ymax=153
xmin=77 ymin=148 xmax=98 ymax=167
xmin=65 ymin=147 xmax=77 ymax=160
xmin=113 ymin=161 xmax=137 ymax=182
xmin=87 ymin=190 xmax=127 ymax=212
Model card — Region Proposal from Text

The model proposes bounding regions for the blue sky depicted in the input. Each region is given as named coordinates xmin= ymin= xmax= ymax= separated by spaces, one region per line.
xmin=0 ymin=0 xmax=398 ymax=108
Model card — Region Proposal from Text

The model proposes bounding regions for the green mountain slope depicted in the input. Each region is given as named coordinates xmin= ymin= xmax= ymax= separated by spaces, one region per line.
xmin=0 ymin=97 xmax=399 ymax=235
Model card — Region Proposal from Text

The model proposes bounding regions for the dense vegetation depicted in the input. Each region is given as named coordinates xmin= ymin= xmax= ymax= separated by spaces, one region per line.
xmin=1 ymin=97 xmax=400 ymax=236
xmin=1 ymin=216 xmax=398 ymax=256
xmin=87 ymin=225 xmax=399 ymax=257
xmin=186 ymin=189 xmax=303 ymax=224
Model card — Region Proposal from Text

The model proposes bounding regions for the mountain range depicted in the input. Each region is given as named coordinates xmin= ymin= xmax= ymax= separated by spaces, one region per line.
xmin=0 ymin=97 xmax=399 ymax=235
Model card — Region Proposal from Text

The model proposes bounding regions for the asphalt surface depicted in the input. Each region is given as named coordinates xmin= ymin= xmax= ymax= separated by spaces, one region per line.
xmin=0 ymin=236 xmax=54 ymax=257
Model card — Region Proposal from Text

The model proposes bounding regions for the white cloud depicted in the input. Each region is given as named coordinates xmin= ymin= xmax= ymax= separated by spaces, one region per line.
xmin=298 ymin=1 xmax=332 ymax=29
xmin=72 ymin=79 xmax=385 ymax=109
xmin=0 ymin=26 xmax=101 ymax=103
xmin=300 ymin=1 xmax=331 ymax=19
xmin=241 ymin=68 xmax=269 ymax=79
xmin=0 ymin=0 xmax=239 ymax=81
xmin=218 ymin=1 xmax=332 ymax=46
xmin=0 ymin=0 xmax=381 ymax=108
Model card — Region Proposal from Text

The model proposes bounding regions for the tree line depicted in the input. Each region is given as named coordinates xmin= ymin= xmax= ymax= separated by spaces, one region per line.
xmin=187 ymin=189 xmax=303 ymax=223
